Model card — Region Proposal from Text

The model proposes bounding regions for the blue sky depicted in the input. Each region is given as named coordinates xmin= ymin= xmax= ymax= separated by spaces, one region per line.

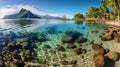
xmin=0 ymin=0 xmax=101 ymax=18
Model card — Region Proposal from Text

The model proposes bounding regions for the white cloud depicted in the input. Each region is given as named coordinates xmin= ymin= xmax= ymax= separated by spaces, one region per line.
xmin=0 ymin=5 xmax=61 ymax=18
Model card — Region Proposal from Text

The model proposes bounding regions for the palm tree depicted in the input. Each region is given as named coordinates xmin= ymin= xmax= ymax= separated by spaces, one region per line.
xmin=100 ymin=0 xmax=109 ymax=14
xmin=108 ymin=0 xmax=120 ymax=20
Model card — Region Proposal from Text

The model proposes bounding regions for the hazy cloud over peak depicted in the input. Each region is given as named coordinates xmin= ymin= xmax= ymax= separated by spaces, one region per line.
xmin=0 ymin=5 xmax=61 ymax=18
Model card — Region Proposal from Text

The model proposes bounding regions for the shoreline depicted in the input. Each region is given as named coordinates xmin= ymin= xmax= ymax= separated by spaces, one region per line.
xmin=106 ymin=20 xmax=120 ymax=27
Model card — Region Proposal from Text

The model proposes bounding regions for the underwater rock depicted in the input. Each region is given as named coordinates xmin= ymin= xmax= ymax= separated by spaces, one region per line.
xmin=96 ymin=48 xmax=105 ymax=55
xmin=13 ymin=61 xmax=25 ymax=67
xmin=21 ymin=50 xmax=34 ymax=61
xmin=52 ymin=63 xmax=60 ymax=67
xmin=104 ymin=48 xmax=110 ymax=54
xmin=102 ymin=28 xmax=120 ymax=43
xmin=101 ymin=30 xmax=114 ymax=41
xmin=91 ymin=29 xmax=99 ymax=34
xmin=65 ymin=31 xmax=80 ymax=36
xmin=37 ymin=35 xmax=48 ymax=42
xmin=68 ymin=60 xmax=77 ymax=65
xmin=81 ymin=49 xmax=87 ymax=54
xmin=61 ymin=35 xmax=72 ymax=43
xmin=92 ymin=44 xmax=101 ymax=51
xmin=46 ymin=26 xmax=58 ymax=34
xmin=66 ymin=43 xmax=77 ymax=49
xmin=92 ymin=44 xmax=105 ymax=55
xmin=74 ymin=48 xmax=82 ymax=55
xmin=75 ymin=37 xmax=87 ymax=43
xmin=60 ymin=60 xmax=68 ymax=65
xmin=5 ymin=53 xmax=13 ymax=61
xmin=9 ymin=31 xmax=18 ymax=40
xmin=113 ymin=32 xmax=120 ymax=43
xmin=12 ymin=50 xmax=21 ymax=60
xmin=93 ymin=55 xmax=105 ymax=67
xmin=55 ymin=45 xmax=66 ymax=51
xmin=21 ymin=42 xmax=28 ymax=49
xmin=0 ymin=59 xmax=6 ymax=67
xmin=107 ymin=51 xmax=119 ymax=61
xmin=43 ymin=44 xmax=51 ymax=49
xmin=12 ymin=60 xmax=25 ymax=67
xmin=62 ymin=31 xmax=83 ymax=43
xmin=7 ymin=42 xmax=15 ymax=50
xmin=66 ymin=31 xmax=83 ymax=42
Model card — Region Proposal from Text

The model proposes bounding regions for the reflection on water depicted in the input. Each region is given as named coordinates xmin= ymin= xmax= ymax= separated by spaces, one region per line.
xmin=0 ymin=19 xmax=111 ymax=67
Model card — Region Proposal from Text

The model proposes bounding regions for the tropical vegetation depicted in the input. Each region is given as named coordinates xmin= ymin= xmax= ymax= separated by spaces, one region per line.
xmin=74 ymin=13 xmax=84 ymax=21
xmin=74 ymin=0 xmax=120 ymax=21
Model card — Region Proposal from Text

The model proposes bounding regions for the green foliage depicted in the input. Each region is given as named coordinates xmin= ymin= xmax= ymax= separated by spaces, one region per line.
xmin=108 ymin=0 xmax=120 ymax=20
xmin=62 ymin=16 xmax=67 ymax=20
xmin=100 ymin=0 xmax=109 ymax=14
xmin=74 ymin=13 xmax=84 ymax=20
xmin=86 ymin=7 xmax=104 ymax=19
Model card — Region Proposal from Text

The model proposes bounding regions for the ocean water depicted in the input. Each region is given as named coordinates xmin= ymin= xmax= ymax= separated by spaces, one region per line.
xmin=0 ymin=19 xmax=113 ymax=66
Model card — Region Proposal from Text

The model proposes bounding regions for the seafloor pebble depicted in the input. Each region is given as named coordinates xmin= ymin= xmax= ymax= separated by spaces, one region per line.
xmin=93 ymin=55 xmax=105 ymax=67
xmin=107 ymin=51 xmax=119 ymax=61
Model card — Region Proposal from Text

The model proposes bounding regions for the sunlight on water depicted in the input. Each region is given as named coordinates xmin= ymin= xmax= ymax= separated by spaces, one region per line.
xmin=1 ymin=19 xmax=119 ymax=67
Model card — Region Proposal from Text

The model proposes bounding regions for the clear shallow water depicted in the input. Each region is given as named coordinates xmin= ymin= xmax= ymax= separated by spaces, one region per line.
xmin=0 ymin=19 xmax=109 ymax=66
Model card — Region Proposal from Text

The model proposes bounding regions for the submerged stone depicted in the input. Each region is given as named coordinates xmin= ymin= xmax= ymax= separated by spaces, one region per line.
xmin=21 ymin=42 xmax=28 ymax=49
xmin=75 ymin=37 xmax=87 ymax=43
xmin=43 ymin=44 xmax=51 ymax=49
xmin=74 ymin=48 xmax=82 ymax=55
xmin=91 ymin=29 xmax=99 ymax=34
xmin=55 ymin=45 xmax=66 ymax=51
xmin=92 ymin=44 xmax=101 ymax=51
xmin=12 ymin=60 xmax=25 ymax=67
xmin=61 ymin=35 xmax=72 ymax=43
xmin=61 ymin=60 xmax=68 ymax=65
xmin=68 ymin=60 xmax=77 ymax=65
xmin=66 ymin=43 xmax=77 ymax=49
xmin=0 ymin=59 xmax=6 ymax=67
xmin=93 ymin=55 xmax=105 ymax=67
xmin=107 ymin=51 xmax=119 ymax=61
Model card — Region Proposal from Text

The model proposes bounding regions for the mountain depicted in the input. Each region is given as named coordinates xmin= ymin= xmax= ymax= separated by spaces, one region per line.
xmin=40 ymin=14 xmax=62 ymax=19
xmin=3 ymin=8 xmax=62 ymax=19
xmin=3 ymin=8 xmax=41 ymax=19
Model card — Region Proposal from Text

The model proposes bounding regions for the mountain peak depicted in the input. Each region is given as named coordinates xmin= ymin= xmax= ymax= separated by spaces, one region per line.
xmin=19 ymin=8 xmax=29 ymax=13
xmin=3 ymin=8 xmax=41 ymax=19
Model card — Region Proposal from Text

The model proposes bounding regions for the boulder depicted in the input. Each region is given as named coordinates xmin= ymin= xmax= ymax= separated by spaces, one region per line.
xmin=12 ymin=60 xmax=25 ymax=67
xmin=7 ymin=42 xmax=15 ymax=50
xmin=91 ymin=29 xmax=99 ymax=34
xmin=81 ymin=49 xmax=87 ymax=54
xmin=61 ymin=35 xmax=72 ymax=43
xmin=66 ymin=43 xmax=77 ymax=49
xmin=107 ymin=51 xmax=119 ymax=61
xmin=43 ymin=44 xmax=51 ymax=49
xmin=93 ymin=55 xmax=105 ymax=67
xmin=75 ymin=37 xmax=87 ymax=43
xmin=61 ymin=60 xmax=68 ymax=65
xmin=12 ymin=50 xmax=21 ymax=60
xmin=21 ymin=42 xmax=28 ymax=49
xmin=96 ymin=48 xmax=105 ymax=55
xmin=113 ymin=32 xmax=120 ymax=43
xmin=74 ymin=48 xmax=82 ymax=55
xmin=56 ymin=45 xmax=66 ymax=51
xmin=65 ymin=31 xmax=80 ymax=37
xmin=0 ymin=59 xmax=6 ymax=67
xmin=101 ymin=30 xmax=114 ymax=41
xmin=68 ymin=60 xmax=77 ymax=65
xmin=65 ymin=31 xmax=83 ymax=43
xmin=92 ymin=44 xmax=101 ymax=51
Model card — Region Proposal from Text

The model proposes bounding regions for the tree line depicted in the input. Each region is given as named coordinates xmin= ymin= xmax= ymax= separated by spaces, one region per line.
xmin=62 ymin=0 xmax=120 ymax=21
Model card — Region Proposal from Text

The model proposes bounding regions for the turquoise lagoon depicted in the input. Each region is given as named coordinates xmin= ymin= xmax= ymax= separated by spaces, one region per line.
xmin=0 ymin=19 xmax=115 ymax=67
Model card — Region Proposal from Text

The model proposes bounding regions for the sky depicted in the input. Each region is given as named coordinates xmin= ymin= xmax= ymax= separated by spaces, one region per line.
xmin=0 ymin=0 xmax=101 ymax=18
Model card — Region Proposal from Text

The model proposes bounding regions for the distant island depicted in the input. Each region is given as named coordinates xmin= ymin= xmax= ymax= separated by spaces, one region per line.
xmin=3 ymin=8 xmax=62 ymax=19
